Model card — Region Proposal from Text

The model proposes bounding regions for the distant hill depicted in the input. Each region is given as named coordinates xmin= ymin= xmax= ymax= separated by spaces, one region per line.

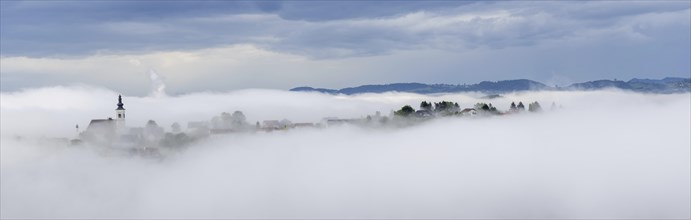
xmin=289 ymin=87 xmax=338 ymax=94
xmin=290 ymin=77 xmax=690 ymax=94
xmin=567 ymin=77 xmax=690 ymax=93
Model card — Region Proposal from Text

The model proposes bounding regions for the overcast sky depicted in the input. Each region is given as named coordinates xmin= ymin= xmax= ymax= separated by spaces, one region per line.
xmin=1 ymin=1 xmax=689 ymax=95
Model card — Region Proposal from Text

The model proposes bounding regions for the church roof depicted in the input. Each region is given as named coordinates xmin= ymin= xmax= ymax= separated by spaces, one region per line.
xmin=86 ymin=118 xmax=116 ymax=132
xmin=88 ymin=118 xmax=114 ymax=126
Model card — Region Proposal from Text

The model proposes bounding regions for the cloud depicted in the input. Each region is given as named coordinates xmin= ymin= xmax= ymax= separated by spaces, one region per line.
xmin=1 ymin=86 xmax=690 ymax=218
xmin=1 ymin=1 xmax=689 ymax=93
xmin=2 ymin=1 xmax=689 ymax=90
xmin=0 ymin=44 xmax=328 ymax=95
xmin=3 ymin=39 xmax=689 ymax=95
xmin=1 ymin=1 xmax=688 ymax=58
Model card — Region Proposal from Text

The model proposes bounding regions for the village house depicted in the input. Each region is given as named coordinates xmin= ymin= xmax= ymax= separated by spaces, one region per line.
xmin=460 ymin=108 xmax=477 ymax=116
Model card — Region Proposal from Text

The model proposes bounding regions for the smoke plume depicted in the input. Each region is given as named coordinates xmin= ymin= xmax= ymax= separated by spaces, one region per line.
xmin=148 ymin=69 xmax=166 ymax=98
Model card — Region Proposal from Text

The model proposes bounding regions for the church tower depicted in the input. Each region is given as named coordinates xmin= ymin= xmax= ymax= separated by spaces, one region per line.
xmin=115 ymin=95 xmax=126 ymax=131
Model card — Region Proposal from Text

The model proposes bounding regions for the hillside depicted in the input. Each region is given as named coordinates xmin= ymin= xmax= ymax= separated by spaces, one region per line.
xmin=291 ymin=77 xmax=690 ymax=94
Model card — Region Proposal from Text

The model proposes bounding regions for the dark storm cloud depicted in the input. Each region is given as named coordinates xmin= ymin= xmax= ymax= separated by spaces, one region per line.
xmin=13 ymin=1 xmax=689 ymax=58
xmin=0 ymin=1 xmax=259 ymax=56
xmin=0 ymin=1 xmax=476 ymax=57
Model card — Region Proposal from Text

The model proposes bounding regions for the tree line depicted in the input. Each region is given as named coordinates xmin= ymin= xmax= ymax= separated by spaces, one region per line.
xmin=395 ymin=100 xmax=545 ymax=117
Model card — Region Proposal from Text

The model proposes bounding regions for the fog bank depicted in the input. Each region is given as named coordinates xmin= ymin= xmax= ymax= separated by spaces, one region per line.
xmin=1 ymin=86 xmax=689 ymax=219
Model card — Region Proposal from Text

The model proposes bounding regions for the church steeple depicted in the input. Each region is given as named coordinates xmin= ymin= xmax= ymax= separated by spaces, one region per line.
xmin=116 ymin=95 xmax=125 ymax=110
xmin=115 ymin=95 xmax=126 ymax=121
xmin=115 ymin=95 xmax=126 ymax=132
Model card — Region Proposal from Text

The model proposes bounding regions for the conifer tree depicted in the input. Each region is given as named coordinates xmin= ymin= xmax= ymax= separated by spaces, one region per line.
xmin=517 ymin=102 xmax=525 ymax=111
xmin=420 ymin=101 xmax=432 ymax=111
xmin=529 ymin=101 xmax=542 ymax=112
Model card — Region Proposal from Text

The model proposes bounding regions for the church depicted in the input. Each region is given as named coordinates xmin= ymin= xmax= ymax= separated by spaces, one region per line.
xmin=80 ymin=95 xmax=163 ymax=148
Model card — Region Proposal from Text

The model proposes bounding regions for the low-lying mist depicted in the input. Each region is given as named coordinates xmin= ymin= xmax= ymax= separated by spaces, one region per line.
xmin=1 ymin=86 xmax=690 ymax=219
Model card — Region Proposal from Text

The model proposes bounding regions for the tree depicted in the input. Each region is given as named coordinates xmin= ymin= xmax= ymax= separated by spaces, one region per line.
xmin=475 ymin=102 xmax=488 ymax=111
xmin=220 ymin=112 xmax=232 ymax=129
xmin=394 ymin=105 xmax=415 ymax=117
xmin=475 ymin=102 xmax=498 ymax=113
xmin=420 ymin=101 xmax=432 ymax=111
xmin=221 ymin=112 xmax=232 ymax=121
xmin=429 ymin=101 xmax=459 ymax=116
xmin=528 ymin=101 xmax=542 ymax=112
xmin=171 ymin=122 xmax=181 ymax=133
xmin=144 ymin=120 xmax=164 ymax=141
xmin=161 ymin=132 xmax=193 ymax=148
xmin=279 ymin=119 xmax=292 ymax=128
xmin=380 ymin=116 xmax=389 ymax=124
xmin=510 ymin=102 xmax=517 ymax=111
xmin=517 ymin=102 xmax=525 ymax=111
xmin=210 ymin=116 xmax=221 ymax=129
xmin=146 ymin=120 xmax=158 ymax=128
xmin=488 ymin=103 xmax=496 ymax=111
xmin=434 ymin=101 xmax=459 ymax=112
xmin=231 ymin=111 xmax=247 ymax=128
